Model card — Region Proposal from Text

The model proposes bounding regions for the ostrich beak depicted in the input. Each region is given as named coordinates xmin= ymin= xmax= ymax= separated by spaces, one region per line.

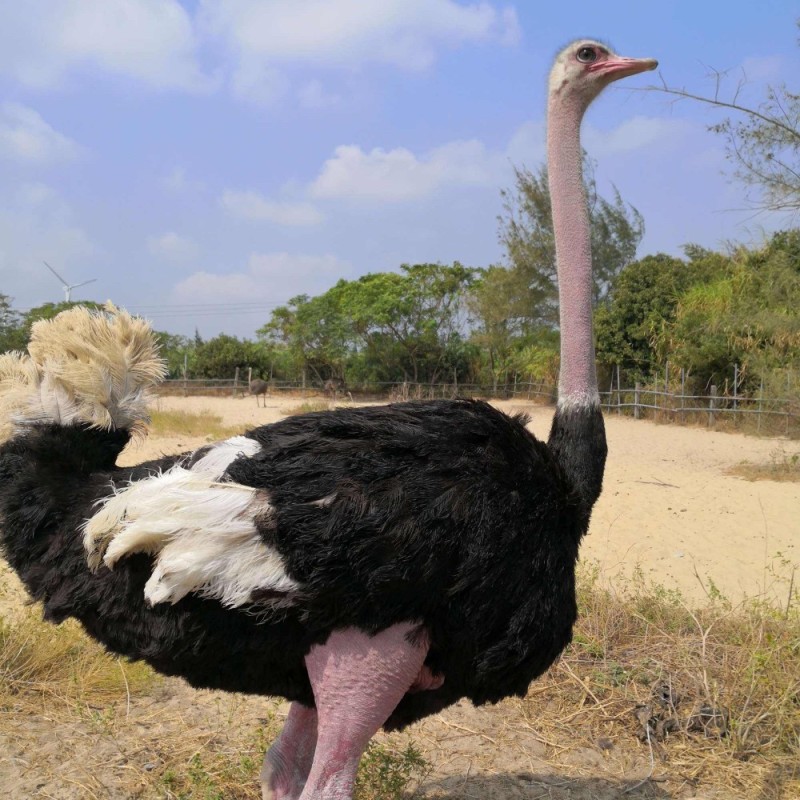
xmin=591 ymin=56 xmax=658 ymax=82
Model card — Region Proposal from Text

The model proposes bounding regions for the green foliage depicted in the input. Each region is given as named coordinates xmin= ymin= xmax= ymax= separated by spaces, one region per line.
xmin=498 ymin=157 xmax=644 ymax=325
xmin=192 ymin=334 xmax=272 ymax=380
xmin=511 ymin=329 xmax=560 ymax=385
xmin=595 ymin=253 xmax=705 ymax=377
xmin=24 ymin=300 xmax=106 ymax=332
xmin=354 ymin=741 xmax=428 ymax=800
xmin=468 ymin=265 xmax=532 ymax=386
xmin=260 ymin=263 xmax=477 ymax=386
xmin=0 ymin=293 xmax=23 ymax=352
xmin=595 ymin=231 xmax=800 ymax=391
xmin=154 ymin=331 xmax=196 ymax=378
xmin=0 ymin=300 xmax=106 ymax=354
xmin=261 ymin=288 xmax=353 ymax=384
xmin=666 ymin=233 xmax=800 ymax=389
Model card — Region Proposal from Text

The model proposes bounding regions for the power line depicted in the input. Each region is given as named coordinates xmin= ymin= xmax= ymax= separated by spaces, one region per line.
xmin=16 ymin=300 xmax=289 ymax=319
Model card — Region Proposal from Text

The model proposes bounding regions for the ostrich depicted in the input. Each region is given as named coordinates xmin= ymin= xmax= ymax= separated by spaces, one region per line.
xmin=0 ymin=41 xmax=656 ymax=800
xmin=323 ymin=377 xmax=352 ymax=403
xmin=250 ymin=378 xmax=270 ymax=407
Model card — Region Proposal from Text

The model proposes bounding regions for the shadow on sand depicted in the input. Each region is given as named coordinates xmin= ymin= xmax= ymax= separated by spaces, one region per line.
xmin=414 ymin=772 xmax=674 ymax=799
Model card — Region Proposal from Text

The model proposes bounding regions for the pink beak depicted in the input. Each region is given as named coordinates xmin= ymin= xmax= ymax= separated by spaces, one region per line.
xmin=590 ymin=56 xmax=658 ymax=81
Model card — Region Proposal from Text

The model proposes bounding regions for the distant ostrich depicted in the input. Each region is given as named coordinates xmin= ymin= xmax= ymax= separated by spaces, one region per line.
xmin=250 ymin=378 xmax=270 ymax=407
xmin=323 ymin=377 xmax=351 ymax=403
xmin=0 ymin=42 xmax=655 ymax=800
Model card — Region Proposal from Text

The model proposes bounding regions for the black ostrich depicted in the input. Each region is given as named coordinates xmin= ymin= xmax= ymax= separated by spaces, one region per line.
xmin=0 ymin=41 xmax=656 ymax=800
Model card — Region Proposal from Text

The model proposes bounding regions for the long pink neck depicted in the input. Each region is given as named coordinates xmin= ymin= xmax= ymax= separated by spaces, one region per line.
xmin=547 ymin=94 xmax=599 ymax=409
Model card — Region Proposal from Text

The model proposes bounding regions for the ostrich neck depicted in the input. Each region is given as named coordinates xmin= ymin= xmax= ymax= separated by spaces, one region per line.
xmin=547 ymin=95 xmax=598 ymax=408
xmin=545 ymin=92 xmax=607 ymax=514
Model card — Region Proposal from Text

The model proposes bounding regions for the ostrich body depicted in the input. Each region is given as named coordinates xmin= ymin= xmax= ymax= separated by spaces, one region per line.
xmin=250 ymin=378 xmax=270 ymax=406
xmin=0 ymin=42 xmax=656 ymax=800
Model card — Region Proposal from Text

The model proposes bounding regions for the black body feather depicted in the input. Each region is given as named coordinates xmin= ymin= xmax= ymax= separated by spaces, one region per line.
xmin=0 ymin=399 xmax=603 ymax=729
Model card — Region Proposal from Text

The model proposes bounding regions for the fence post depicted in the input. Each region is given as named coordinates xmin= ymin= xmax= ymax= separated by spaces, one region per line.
xmin=733 ymin=364 xmax=739 ymax=426
xmin=616 ymin=365 xmax=622 ymax=415
xmin=680 ymin=368 xmax=686 ymax=423
xmin=232 ymin=367 xmax=239 ymax=398
xmin=757 ymin=377 xmax=764 ymax=433
xmin=182 ymin=353 xmax=188 ymax=397
xmin=634 ymin=382 xmax=641 ymax=420
xmin=708 ymin=384 xmax=717 ymax=428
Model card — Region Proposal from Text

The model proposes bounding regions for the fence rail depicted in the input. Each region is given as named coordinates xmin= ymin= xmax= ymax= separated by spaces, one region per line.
xmin=158 ymin=375 xmax=799 ymax=437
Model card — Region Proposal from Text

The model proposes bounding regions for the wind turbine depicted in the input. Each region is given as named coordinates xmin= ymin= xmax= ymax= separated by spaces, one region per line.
xmin=43 ymin=261 xmax=97 ymax=303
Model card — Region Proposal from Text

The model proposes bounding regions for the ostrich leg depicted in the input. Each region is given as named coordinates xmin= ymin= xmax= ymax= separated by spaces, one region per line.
xmin=297 ymin=623 xmax=430 ymax=800
xmin=261 ymin=703 xmax=318 ymax=800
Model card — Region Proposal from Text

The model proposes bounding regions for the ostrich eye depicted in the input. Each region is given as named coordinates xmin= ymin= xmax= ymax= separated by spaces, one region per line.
xmin=576 ymin=46 xmax=597 ymax=63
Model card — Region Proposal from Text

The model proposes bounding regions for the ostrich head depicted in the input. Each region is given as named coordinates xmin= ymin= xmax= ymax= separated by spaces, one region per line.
xmin=549 ymin=40 xmax=657 ymax=108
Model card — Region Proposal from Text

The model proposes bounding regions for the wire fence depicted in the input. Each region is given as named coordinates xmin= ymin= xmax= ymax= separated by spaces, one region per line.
xmin=158 ymin=366 xmax=799 ymax=438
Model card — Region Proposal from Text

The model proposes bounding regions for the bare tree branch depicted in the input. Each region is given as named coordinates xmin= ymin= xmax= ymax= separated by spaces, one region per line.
xmin=643 ymin=26 xmax=800 ymax=214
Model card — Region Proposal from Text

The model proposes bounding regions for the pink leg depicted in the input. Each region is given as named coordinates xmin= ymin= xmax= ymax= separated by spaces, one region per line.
xmin=261 ymin=703 xmax=318 ymax=800
xmin=297 ymin=623 xmax=430 ymax=800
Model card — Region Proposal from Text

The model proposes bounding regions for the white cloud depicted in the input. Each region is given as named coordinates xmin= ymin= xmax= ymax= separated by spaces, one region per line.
xmin=298 ymin=80 xmax=341 ymax=110
xmin=0 ymin=2 xmax=519 ymax=106
xmin=220 ymin=190 xmax=324 ymax=226
xmin=199 ymin=0 xmax=519 ymax=103
xmin=504 ymin=120 xmax=546 ymax=167
xmin=229 ymin=60 xmax=290 ymax=106
xmin=201 ymin=0 xmax=519 ymax=68
xmin=584 ymin=116 xmax=693 ymax=157
xmin=0 ymin=103 xmax=81 ymax=165
xmin=0 ymin=0 xmax=210 ymax=91
xmin=310 ymin=140 xmax=505 ymax=202
xmin=305 ymin=112 xmax=693 ymax=205
xmin=162 ymin=166 xmax=206 ymax=193
xmin=174 ymin=252 xmax=350 ymax=303
xmin=147 ymin=232 xmax=199 ymax=262
xmin=740 ymin=55 xmax=783 ymax=81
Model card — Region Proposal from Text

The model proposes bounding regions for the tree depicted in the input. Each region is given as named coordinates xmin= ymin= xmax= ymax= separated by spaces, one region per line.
xmin=154 ymin=331 xmax=196 ymax=379
xmin=498 ymin=157 xmax=645 ymax=326
xmin=665 ymin=232 xmax=800 ymax=389
xmin=193 ymin=334 xmax=271 ymax=379
xmin=468 ymin=266 xmax=531 ymax=390
xmin=339 ymin=263 xmax=476 ymax=384
xmin=655 ymin=20 xmax=800 ymax=211
xmin=594 ymin=253 xmax=720 ymax=377
xmin=1 ymin=301 xmax=105 ymax=352
xmin=260 ymin=290 xmax=351 ymax=385
xmin=0 ymin=294 xmax=23 ymax=353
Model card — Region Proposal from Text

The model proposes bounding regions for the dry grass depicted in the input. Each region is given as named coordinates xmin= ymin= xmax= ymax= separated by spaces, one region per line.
xmin=148 ymin=408 xmax=247 ymax=440
xmin=0 ymin=607 xmax=427 ymax=799
xmin=0 ymin=611 xmax=157 ymax=718
xmin=2 ymin=572 xmax=798 ymax=798
xmin=284 ymin=401 xmax=331 ymax=416
xmin=519 ymin=564 xmax=800 ymax=799
xmin=727 ymin=450 xmax=800 ymax=482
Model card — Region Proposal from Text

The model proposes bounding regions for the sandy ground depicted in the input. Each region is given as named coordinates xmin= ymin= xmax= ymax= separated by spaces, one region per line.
xmin=1 ymin=394 xmax=798 ymax=799
xmin=137 ymin=393 xmax=800 ymax=604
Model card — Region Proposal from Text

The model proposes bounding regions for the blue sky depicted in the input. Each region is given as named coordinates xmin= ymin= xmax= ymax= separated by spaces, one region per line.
xmin=0 ymin=1 xmax=797 ymax=337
